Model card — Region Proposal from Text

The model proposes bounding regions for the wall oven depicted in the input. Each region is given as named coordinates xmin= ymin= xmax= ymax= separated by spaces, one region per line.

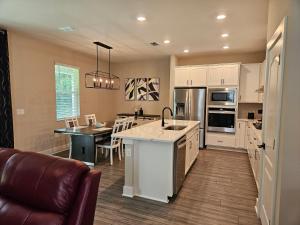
xmin=207 ymin=107 xmax=236 ymax=133
xmin=208 ymin=88 xmax=237 ymax=106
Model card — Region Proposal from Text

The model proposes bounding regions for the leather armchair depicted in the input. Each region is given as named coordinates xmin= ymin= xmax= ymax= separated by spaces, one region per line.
xmin=0 ymin=148 xmax=101 ymax=225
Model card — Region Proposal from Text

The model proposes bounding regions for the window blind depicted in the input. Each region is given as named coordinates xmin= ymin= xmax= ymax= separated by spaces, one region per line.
xmin=55 ymin=64 xmax=80 ymax=120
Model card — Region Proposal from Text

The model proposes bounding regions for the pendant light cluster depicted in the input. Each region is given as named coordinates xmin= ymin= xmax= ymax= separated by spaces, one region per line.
xmin=85 ymin=41 xmax=120 ymax=90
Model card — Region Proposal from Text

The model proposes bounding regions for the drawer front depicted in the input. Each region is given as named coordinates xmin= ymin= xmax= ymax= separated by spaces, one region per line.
xmin=206 ymin=133 xmax=236 ymax=147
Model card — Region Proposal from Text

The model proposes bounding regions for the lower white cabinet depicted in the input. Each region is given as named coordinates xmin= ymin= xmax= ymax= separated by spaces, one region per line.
xmin=185 ymin=126 xmax=199 ymax=174
xmin=235 ymin=120 xmax=247 ymax=148
xmin=206 ymin=132 xmax=236 ymax=148
xmin=245 ymin=121 xmax=262 ymax=189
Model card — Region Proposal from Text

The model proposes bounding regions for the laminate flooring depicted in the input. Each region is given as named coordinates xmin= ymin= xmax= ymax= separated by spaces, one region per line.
xmin=56 ymin=149 xmax=261 ymax=225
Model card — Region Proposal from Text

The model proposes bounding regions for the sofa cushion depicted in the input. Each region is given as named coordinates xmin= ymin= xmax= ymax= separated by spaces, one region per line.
xmin=0 ymin=148 xmax=19 ymax=176
xmin=0 ymin=152 xmax=89 ymax=214
xmin=0 ymin=196 xmax=65 ymax=225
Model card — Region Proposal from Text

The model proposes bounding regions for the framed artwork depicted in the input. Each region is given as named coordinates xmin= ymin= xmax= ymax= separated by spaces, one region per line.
xmin=125 ymin=78 xmax=135 ymax=101
xmin=136 ymin=78 xmax=147 ymax=101
xmin=148 ymin=78 xmax=160 ymax=101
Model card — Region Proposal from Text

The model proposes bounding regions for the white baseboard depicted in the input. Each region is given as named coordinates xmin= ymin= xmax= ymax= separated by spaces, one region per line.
xmin=206 ymin=145 xmax=247 ymax=153
xmin=39 ymin=144 xmax=69 ymax=155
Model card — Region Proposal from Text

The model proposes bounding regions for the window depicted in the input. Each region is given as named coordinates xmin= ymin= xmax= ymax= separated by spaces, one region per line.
xmin=55 ymin=64 xmax=80 ymax=120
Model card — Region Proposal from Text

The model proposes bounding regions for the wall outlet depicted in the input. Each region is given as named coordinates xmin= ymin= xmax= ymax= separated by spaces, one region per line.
xmin=16 ymin=109 xmax=25 ymax=115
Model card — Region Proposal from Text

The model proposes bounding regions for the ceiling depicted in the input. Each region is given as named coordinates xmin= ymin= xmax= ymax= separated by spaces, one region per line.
xmin=0 ymin=0 xmax=268 ymax=62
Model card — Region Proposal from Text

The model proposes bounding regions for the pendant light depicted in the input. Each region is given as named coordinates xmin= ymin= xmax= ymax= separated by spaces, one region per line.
xmin=85 ymin=41 xmax=120 ymax=90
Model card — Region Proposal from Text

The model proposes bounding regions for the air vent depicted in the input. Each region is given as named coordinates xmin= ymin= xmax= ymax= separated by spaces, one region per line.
xmin=150 ymin=42 xmax=159 ymax=46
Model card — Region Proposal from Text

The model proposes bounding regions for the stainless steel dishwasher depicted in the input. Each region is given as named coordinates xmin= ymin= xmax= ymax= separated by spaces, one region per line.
xmin=173 ymin=135 xmax=186 ymax=195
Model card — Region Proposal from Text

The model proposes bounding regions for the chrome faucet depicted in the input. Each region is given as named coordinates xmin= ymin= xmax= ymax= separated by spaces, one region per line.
xmin=161 ymin=107 xmax=173 ymax=127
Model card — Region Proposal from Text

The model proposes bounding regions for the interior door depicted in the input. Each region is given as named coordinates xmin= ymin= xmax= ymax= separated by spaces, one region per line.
xmin=260 ymin=33 xmax=283 ymax=225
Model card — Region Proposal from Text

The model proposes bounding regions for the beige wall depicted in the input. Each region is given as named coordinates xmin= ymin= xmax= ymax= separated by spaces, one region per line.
xmin=267 ymin=1 xmax=300 ymax=225
xmin=177 ymin=51 xmax=266 ymax=66
xmin=8 ymin=31 xmax=116 ymax=153
xmin=111 ymin=59 xmax=170 ymax=115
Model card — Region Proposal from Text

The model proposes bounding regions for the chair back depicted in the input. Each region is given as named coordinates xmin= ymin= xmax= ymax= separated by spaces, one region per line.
xmin=65 ymin=117 xmax=79 ymax=128
xmin=125 ymin=117 xmax=135 ymax=130
xmin=111 ymin=118 xmax=127 ymax=146
xmin=84 ymin=114 xmax=97 ymax=126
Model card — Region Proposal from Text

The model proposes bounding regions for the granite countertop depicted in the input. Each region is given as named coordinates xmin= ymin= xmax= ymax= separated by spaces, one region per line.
xmin=112 ymin=119 xmax=200 ymax=143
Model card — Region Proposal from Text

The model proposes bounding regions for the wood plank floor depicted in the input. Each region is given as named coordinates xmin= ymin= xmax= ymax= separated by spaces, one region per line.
xmin=56 ymin=149 xmax=261 ymax=225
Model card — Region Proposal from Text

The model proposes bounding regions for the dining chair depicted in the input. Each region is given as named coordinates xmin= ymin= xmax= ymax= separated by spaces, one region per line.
xmin=120 ymin=117 xmax=135 ymax=158
xmin=64 ymin=117 xmax=79 ymax=158
xmin=96 ymin=118 xmax=127 ymax=165
xmin=84 ymin=114 xmax=97 ymax=126
xmin=65 ymin=117 xmax=79 ymax=128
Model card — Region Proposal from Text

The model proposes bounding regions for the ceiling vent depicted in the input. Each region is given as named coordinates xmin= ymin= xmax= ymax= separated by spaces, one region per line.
xmin=150 ymin=42 xmax=159 ymax=46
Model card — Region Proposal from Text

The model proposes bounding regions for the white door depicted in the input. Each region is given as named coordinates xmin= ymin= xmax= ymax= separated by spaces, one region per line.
xmin=175 ymin=67 xmax=189 ymax=87
xmin=189 ymin=66 xmax=207 ymax=86
xmin=260 ymin=20 xmax=285 ymax=225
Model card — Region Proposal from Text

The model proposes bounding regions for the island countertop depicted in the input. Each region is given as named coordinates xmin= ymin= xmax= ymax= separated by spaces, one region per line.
xmin=112 ymin=119 xmax=200 ymax=143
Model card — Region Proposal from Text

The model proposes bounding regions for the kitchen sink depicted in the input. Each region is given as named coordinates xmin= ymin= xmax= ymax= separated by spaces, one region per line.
xmin=164 ymin=125 xmax=187 ymax=131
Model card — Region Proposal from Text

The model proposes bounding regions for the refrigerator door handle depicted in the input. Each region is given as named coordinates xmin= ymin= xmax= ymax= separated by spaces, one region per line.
xmin=189 ymin=89 xmax=192 ymax=120
xmin=185 ymin=90 xmax=189 ymax=119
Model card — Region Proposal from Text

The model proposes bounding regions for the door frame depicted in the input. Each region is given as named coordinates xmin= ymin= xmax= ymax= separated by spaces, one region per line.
xmin=258 ymin=17 xmax=288 ymax=225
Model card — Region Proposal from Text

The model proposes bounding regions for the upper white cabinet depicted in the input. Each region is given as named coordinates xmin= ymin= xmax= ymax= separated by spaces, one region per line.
xmin=258 ymin=60 xmax=266 ymax=103
xmin=239 ymin=64 xmax=260 ymax=103
xmin=189 ymin=66 xmax=207 ymax=86
xmin=207 ymin=64 xmax=240 ymax=86
xmin=175 ymin=66 xmax=207 ymax=87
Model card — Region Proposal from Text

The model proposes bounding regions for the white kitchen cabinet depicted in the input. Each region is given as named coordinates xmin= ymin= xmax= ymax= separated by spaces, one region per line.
xmin=189 ymin=66 xmax=207 ymax=86
xmin=235 ymin=120 xmax=246 ymax=149
xmin=245 ymin=121 xmax=262 ymax=189
xmin=239 ymin=64 xmax=260 ymax=103
xmin=258 ymin=60 xmax=266 ymax=103
xmin=206 ymin=132 xmax=236 ymax=148
xmin=207 ymin=64 xmax=240 ymax=86
xmin=175 ymin=67 xmax=190 ymax=87
xmin=175 ymin=66 xmax=207 ymax=87
xmin=185 ymin=126 xmax=199 ymax=174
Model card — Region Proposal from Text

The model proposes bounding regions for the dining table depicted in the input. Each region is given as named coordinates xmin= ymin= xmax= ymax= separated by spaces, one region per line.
xmin=54 ymin=121 xmax=114 ymax=166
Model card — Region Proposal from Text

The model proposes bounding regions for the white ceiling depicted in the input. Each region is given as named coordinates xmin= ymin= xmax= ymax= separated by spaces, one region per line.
xmin=0 ymin=0 xmax=268 ymax=62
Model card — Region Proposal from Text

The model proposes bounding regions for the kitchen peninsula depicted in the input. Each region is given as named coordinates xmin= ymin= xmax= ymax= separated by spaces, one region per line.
xmin=113 ymin=119 xmax=200 ymax=203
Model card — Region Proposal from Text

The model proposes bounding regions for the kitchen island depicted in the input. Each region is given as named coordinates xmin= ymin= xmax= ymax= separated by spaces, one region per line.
xmin=112 ymin=119 xmax=200 ymax=203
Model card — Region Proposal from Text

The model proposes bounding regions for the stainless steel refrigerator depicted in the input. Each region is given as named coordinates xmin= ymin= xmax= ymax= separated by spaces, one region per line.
xmin=173 ymin=88 xmax=206 ymax=148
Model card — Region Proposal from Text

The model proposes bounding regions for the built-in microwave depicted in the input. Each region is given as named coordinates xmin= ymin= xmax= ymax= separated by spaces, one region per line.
xmin=207 ymin=88 xmax=237 ymax=106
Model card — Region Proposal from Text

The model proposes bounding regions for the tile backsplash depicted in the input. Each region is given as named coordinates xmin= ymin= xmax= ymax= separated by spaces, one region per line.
xmin=238 ymin=103 xmax=263 ymax=119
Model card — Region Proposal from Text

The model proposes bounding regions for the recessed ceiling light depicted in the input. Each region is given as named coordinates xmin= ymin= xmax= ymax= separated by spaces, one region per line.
xmin=184 ymin=49 xmax=189 ymax=53
xmin=137 ymin=16 xmax=146 ymax=22
xmin=58 ymin=26 xmax=75 ymax=32
xmin=216 ymin=14 xmax=226 ymax=20
xmin=223 ymin=45 xmax=229 ymax=49
xmin=164 ymin=40 xmax=170 ymax=44
xmin=221 ymin=33 xmax=229 ymax=38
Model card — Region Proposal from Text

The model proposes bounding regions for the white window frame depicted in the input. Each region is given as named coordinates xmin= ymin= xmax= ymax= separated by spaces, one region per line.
xmin=55 ymin=63 xmax=80 ymax=121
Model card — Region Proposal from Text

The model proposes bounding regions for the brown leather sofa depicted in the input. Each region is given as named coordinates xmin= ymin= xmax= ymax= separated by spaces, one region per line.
xmin=0 ymin=148 xmax=101 ymax=225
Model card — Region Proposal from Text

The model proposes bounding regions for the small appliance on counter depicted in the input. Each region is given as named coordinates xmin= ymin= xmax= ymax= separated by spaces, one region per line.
xmin=248 ymin=112 xmax=255 ymax=119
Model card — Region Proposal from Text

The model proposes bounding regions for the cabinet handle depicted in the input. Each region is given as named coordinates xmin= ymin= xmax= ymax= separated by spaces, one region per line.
xmin=217 ymin=140 xmax=223 ymax=143
xmin=254 ymin=149 xmax=257 ymax=160
xmin=191 ymin=80 xmax=193 ymax=85
xmin=239 ymin=123 xmax=240 ymax=129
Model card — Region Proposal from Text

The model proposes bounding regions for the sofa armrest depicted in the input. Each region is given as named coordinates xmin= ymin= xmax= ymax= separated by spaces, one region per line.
xmin=67 ymin=170 xmax=101 ymax=225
